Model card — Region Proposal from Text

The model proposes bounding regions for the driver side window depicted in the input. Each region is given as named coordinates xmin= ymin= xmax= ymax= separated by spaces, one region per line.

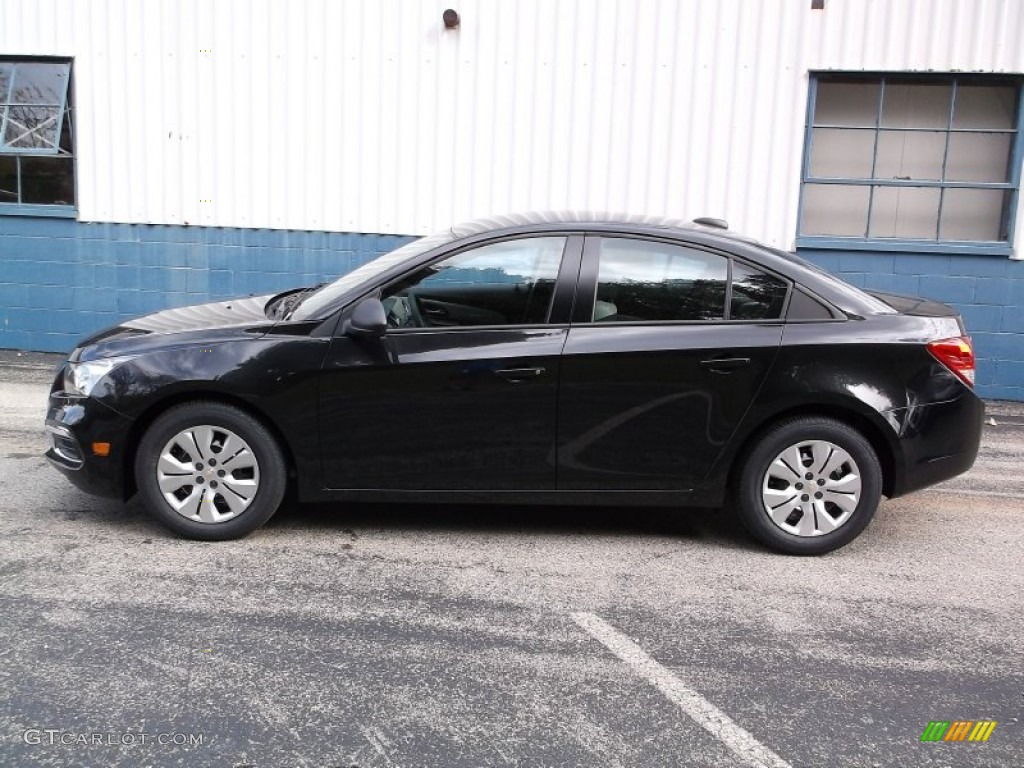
xmin=382 ymin=237 xmax=567 ymax=329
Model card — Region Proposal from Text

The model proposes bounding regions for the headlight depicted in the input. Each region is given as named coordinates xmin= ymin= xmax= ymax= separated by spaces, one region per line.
xmin=63 ymin=356 xmax=137 ymax=397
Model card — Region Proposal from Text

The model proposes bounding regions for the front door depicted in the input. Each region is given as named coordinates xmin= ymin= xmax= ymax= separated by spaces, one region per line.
xmin=318 ymin=235 xmax=581 ymax=491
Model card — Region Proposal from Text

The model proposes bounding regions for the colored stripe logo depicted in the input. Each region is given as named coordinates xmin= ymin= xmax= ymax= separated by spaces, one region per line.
xmin=921 ymin=720 xmax=997 ymax=742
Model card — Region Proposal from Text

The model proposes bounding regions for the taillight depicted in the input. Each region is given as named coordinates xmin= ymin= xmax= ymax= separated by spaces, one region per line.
xmin=927 ymin=336 xmax=975 ymax=387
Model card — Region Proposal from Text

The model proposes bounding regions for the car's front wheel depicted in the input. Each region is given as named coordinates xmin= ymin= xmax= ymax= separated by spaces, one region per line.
xmin=734 ymin=417 xmax=882 ymax=555
xmin=134 ymin=402 xmax=287 ymax=540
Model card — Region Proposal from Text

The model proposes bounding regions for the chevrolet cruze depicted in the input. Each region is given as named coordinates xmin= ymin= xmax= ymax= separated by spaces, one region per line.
xmin=45 ymin=212 xmax=983 ymax=554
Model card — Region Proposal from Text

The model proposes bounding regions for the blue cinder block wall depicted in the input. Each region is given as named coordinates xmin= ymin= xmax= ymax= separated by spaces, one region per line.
xmin=0 ymin=216 xmax=413 ymax=354
xmin=1 ymin=216 xmax=1022 ymax=400
xmin=800 ymin=250 xmax=1024 ymax=401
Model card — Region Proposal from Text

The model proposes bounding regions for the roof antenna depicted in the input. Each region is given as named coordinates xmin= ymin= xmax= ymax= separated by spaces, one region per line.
xmin=692 ymin=217 xmax=729 ymax=230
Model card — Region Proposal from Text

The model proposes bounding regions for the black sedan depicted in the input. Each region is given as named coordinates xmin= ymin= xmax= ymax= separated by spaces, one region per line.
xmin=45 ymin=212 xmax=983 ymax=554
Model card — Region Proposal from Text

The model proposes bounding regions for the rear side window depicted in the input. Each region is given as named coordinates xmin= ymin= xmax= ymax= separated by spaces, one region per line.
xmin=593 ymin=238 xmax=728 ymax=322
xmin=730 ymin=261 xmax=789 ymax=320
xmin=588 ymin=237 xmax=789 ymax=322
xmin=786 ymin=288 xmax=838 ymax=320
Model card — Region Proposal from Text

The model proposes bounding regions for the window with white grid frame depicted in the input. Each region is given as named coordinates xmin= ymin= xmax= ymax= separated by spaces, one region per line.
xmin=798 ymin=74 xmax=1023 ymax=252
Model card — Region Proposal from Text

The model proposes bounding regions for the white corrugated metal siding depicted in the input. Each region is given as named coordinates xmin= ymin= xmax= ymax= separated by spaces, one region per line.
xmin=1 ymin=0 xmax=1022 ymax=247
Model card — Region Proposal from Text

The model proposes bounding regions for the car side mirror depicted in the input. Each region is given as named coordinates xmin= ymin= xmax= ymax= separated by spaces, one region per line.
xmin=346 ymin=297 xmax=388 ymax=337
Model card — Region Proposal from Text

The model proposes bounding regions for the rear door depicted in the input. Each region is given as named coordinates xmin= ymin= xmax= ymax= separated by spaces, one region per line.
xmin=557 ymin=235 xmax=788 ymax=491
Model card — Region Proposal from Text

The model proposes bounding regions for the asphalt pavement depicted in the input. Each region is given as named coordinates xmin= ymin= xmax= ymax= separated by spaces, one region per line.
xmin=0 ymin=350 xmax=1021 ymax=768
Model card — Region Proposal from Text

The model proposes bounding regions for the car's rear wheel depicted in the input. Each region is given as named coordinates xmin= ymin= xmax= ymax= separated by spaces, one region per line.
xmin=134 ymin=402 xmax=286 ymax=540
xmin=734 ymin=417 xmax=882 ymax=555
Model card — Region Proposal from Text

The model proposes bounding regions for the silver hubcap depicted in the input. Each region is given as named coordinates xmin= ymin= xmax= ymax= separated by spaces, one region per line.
xmin=156 ymin=425 xmax=260 ymax=524
xmin=761 ymin=439 xmax=862 ymax=537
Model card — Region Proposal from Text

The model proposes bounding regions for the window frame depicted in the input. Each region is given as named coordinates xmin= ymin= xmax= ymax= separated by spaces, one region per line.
xmin=572 ymin=234 xmax=793 ymax=326
xmin=796 ymin=72 xmax=1024 ymax=256
xmin=0 ymin=56 xmax=76 ymax=217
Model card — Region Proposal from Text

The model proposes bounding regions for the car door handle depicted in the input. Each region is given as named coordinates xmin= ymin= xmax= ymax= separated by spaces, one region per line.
xmin=699 ymin=357 xmax=751 ymax=373
xmin=495 ymin=366 xmax=546 ymax=381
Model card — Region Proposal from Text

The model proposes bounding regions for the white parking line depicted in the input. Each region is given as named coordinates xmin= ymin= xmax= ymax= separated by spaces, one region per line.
xmin=926 ymin=488 xmax=1024 ymax=500
xmin=0 ymin=363 xmax=53 ymax=370
xmin=572 ymin=612 xmax=792 ymax=768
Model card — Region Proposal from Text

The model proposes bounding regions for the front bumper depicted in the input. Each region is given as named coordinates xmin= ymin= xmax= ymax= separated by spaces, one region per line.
xmin=45 ymin=393 xmax=135 ymax=499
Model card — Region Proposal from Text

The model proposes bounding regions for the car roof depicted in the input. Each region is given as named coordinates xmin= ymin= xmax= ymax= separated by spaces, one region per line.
xmin=449 ymin=210 xmax=761 ymax=246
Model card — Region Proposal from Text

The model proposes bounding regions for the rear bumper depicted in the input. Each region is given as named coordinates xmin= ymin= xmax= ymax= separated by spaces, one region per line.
xmin=888 ymin=392 xmax=984 ymax=498
xmin=45 ymin=393 xmax=134 ymax=499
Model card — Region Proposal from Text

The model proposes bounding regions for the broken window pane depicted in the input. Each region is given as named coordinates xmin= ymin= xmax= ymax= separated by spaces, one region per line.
xmin=4 ymin=105 xmax=62 ymax=149
xmin=9 ymin=61 xmax=69 ymax=105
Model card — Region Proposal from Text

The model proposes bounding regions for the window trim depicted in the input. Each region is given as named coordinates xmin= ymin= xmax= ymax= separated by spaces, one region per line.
xmin=0 ymin=56 xmax=76 ymax=217
xmin=795 ymin=72 xmax=1024 ymax=256
xmin=0 ymin=201 xmax=76 ymax=217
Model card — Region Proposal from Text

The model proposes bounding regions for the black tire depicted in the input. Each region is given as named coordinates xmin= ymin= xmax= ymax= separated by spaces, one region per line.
xmin=134 ymin=401 xmax=287 ymax=540
xmin=733 ymin=417 xmax=882 ymax=555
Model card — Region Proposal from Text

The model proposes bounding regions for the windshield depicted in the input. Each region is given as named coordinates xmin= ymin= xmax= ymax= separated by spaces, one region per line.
xmin=289 ymin=229 xmax=456 ymax=321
